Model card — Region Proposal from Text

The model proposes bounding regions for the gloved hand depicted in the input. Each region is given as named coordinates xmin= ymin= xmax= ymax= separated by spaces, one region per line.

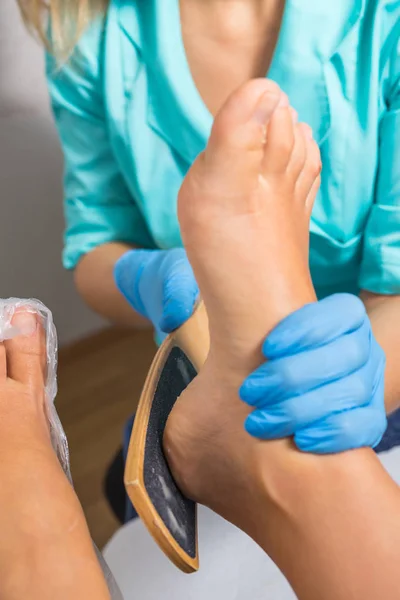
xmin=114 ymin=248 xmax=199 ymax=342
xmin=240 ymin=294 xmax=387 ymax=453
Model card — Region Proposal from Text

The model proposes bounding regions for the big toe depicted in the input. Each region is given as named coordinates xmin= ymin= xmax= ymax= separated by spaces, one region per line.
xmin=191 ymin=80 xmax=283 ymax=193
xmin=208 ymin=79 xmax=282 ymax=151
xmin=5 ymin=310 xmax=46 ymax=389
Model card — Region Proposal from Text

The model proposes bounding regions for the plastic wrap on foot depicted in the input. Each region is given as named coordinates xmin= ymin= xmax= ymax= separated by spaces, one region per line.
xmin=0 ymin=298 xmax=123 ymax=600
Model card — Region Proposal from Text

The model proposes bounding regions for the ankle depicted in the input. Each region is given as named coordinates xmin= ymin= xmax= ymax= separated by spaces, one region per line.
xmin=252 ymin=444 xmax=382 ymax=549
xmin=206 ymin=279 xmax=317 ymax=377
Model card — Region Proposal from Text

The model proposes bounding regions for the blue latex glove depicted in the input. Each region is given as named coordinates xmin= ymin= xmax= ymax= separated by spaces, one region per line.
xmin=114 ymin=248 xmax=199 ymax=342
xmin=240 ymin=294 xmax=387 ymax=453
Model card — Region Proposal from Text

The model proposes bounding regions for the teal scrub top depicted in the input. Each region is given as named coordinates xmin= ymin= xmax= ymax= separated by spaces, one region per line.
xmin=47 ymin=0 xmax=400 ymax=299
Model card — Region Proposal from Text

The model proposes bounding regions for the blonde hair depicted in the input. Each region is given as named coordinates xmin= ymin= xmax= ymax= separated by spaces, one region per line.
xmin=17 ymin=0 xmax=109 ymax=61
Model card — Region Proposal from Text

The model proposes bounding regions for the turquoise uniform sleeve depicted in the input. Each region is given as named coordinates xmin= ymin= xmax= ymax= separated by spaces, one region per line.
xmin=359 ymin=40 xmax=400 ymax=294
xmin=46 ymin=22 xmax=153 ymax=270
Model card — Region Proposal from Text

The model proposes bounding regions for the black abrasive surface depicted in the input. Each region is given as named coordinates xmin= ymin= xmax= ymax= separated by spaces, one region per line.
xmin=143 ymin=347 xmax=197 ymax=558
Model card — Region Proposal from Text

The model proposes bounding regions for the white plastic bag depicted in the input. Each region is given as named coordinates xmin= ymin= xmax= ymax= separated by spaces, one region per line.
xmin=0 ymin=298 xmax=123 ymax=599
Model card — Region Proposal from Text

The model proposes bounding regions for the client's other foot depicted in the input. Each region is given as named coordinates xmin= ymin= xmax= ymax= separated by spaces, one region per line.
xmin=164 ymin=79 xmax=321 ymax=538
xmin=0 ymin=309 xmax=109 ymax=599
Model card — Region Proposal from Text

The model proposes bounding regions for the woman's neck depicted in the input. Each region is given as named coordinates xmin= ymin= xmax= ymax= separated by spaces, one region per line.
xmin=179 ymin=0 xmax=285 ymax=116
xmin=181 ymin=0 xmax=285 ymax=42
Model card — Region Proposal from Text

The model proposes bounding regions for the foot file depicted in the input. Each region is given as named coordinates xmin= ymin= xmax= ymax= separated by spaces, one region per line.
xmin=124 ymin=302 xmax=209 ymax=573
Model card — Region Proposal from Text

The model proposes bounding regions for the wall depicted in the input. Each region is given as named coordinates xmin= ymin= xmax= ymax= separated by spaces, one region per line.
xmin=0 ymin=0 xmax=104 ymax=345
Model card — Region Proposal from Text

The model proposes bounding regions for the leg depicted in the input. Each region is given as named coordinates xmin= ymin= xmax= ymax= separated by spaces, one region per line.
xmin=165 ymin=79 xmax=400 ymax=599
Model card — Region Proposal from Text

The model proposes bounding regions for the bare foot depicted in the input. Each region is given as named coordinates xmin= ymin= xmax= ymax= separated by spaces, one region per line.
xmin=181 ymin=78 xmax=319 ymax=369
xmin=164 ymin=79 xmax=321 ymax=538
xmin=0 ymin=310 xmax=109 ymax=599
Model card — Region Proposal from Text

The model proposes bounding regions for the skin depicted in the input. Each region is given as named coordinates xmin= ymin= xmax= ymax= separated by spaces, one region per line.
xmin=0 ymin=311 xmax=111 ymax=600
xmin=74 ymin=242 xmax=148 ymax=329
xmin=74 ymin=0 xmax=400 ymax=414
xmin=2 ymin=79 xmax=400 ymax=599
xmin=179 ymin=0 xmax=285 ymax=114
xmin=165 ymin=78 xmax=400 ymax=600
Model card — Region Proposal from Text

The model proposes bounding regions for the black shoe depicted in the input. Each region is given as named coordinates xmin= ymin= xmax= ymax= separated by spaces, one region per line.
xmin=375 ymin=408 xmax=400 ymax=453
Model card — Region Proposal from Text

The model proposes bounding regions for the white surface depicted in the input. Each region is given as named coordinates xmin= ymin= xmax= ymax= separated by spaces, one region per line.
xmin=0 ymin=0 xmax=104 ymax=344
xmin=104 ymin=447 xmax=400 ymax=600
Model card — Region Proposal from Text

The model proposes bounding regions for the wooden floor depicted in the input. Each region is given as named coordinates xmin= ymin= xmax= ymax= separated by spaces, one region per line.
xmin=56 ymin=327 xmax=156 ymax=549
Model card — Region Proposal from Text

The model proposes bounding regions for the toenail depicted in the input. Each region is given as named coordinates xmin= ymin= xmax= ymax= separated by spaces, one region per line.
xmin=252 ymin=91 xmax=281 ymax=124
xmin=12 ymin=312 xmax=37 ymax=337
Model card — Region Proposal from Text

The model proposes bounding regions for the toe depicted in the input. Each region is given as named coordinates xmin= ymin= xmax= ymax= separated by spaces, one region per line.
xmin=286 ymin=122 xmax=307 ymax=181
xmin=203 ymin=79 xmax=282 ymax=189
xmin=210 ymin=79 xmax=282 ymax=149
xmin=262 ymin=104 xmax=296 ymax=175
xmin=5 ymin=310 xmax=46 ymax=389
xmin=305 ymin=175 xmax=321 ymax=212
xmin=295 ymin=124 xmax=322 ymax=208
